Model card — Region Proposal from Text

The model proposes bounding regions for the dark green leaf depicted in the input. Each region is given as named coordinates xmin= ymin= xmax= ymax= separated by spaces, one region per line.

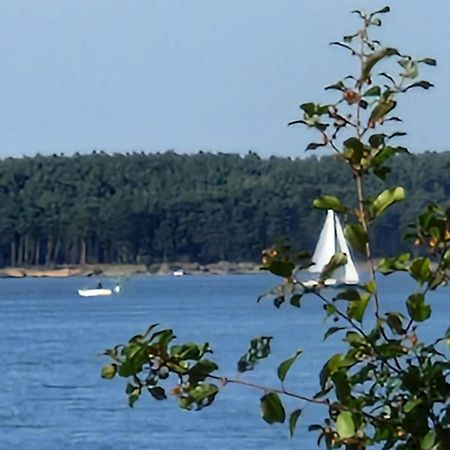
xmin=290 ymin=294 xmax=302 ymax=308
xmin=323 ymin=326 xmax=346 ymax=340
xmin=379 ymin=253 xmax=411 ymax=274
xmin=386 ymin=312 xmax=405 ymax=334
xmin=404 ymin=398 xmax=422 ymax=413
xmin=419 ymin=58 xmax=437 ymax=66
xmin=409 ymin=257 xmax=431 ymax=285
xmin=406 ymin=293 xmax=431 ymax=322
xmin=289 ymin=409 xmax=302 ymax=438
xmin=148 ymin=386 xmax=167 ymax=401
xmin=343 ymin=137 xmax=365 ymax=165
xmin=364 ymin=86 xmax=381 ymax=97
xmin=238 ymin=337 xmax=272 ymax=372
xmin=300 ymin=102 xmax=316 ymax=116
xmin=325 ymin=81 xmax=345 ymax=91
xmin=330 ymin=41 xmax=355 ymax=54
xmin=369 ymin=133 xmax=386 ymax=148
xmin=332 ymin=370 xmax=351 ymax=403
xmin=373 ymin=6 xmax=390 ymax=14
xmin=260 ymin=393 xmax=286 ymax=424
xmin=189 ymin=359 xmax=219 ymax=380
xmin=347 ymin=293 xmax=371 ymax=323
xmin=336 ymin=288 xmax=362 ymax=302
xmin=404 ymin=80 xmax=434 ymax=91
xmin=277 ymin=350 xmax=303 ymax=383
xmin=268 ymin=260 xmax=294 ymax=278
xmin=273 ymin=296 xmax=285 ymax=308
xmin=306 ymin=142 xmax=326 ymax=151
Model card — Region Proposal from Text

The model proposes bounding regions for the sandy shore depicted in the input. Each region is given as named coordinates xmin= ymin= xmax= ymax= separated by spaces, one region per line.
xmin=0 ymin=261 xmax=262 ymax=278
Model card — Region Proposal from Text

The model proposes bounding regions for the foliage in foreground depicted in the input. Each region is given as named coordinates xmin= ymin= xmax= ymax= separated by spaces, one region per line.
xmin=101 ymin=7 xmax=450 ymax=449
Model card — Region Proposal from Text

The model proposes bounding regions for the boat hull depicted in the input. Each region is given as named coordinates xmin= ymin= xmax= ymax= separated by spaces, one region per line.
xmin=78 ymin=288 xmax=113 ymax=297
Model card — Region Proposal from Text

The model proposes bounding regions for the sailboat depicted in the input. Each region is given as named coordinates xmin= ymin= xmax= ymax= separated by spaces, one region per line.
xmin=303 ymin=210 xmax=359 ymax=288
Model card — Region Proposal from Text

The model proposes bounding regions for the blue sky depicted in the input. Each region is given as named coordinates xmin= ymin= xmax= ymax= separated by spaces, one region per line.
xmin=0 ymin=0 xmax=447 ymax=158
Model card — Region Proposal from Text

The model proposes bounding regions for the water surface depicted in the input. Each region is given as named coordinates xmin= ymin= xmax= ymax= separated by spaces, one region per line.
xmin=1 ymin=274 xmax=448 ymax=449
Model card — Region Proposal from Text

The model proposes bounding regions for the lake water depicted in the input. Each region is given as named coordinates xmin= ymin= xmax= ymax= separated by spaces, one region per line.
xmin=1 ymin=274 xmax=448 ymax=449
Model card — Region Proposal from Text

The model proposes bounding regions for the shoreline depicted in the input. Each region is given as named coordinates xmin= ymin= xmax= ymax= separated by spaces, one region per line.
xmin=0 ymin=261 xmax=262 ymax=278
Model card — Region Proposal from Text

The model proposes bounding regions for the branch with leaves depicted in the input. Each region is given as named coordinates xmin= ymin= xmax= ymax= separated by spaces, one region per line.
xmin=102 ymin=7 xmax=449 ymax=450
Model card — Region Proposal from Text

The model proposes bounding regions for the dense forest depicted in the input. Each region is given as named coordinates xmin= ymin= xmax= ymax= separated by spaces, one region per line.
xmin=0 ymin=150 xmax=449 ymax=267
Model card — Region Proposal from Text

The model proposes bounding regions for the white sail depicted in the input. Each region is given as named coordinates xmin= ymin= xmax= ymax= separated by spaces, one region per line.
xmin=334 ymin=215 xmax=359 ymax=284
xmin=309 ymin=210 xmax=336 ymax=273
xmin=307 ymin=209 xmax=359 ymax=285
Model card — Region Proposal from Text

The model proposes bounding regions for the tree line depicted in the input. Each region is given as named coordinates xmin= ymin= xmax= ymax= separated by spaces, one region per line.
xmin=0 ymin=150 xmax=448 ymax=267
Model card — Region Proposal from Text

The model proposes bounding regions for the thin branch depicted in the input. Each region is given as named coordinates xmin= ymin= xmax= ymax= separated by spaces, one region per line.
xmin=208 ymin=374 xmax=329 ymax=405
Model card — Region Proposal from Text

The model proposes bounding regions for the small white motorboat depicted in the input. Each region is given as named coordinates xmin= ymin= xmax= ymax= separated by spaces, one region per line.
xmin=78 ymin=284 xmax=121 ymax=297
xmin=172 ymin=269 xmax=184 ymax=277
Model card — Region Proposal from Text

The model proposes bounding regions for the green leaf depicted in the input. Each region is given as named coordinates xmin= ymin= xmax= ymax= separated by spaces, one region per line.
xmin=373 ymin=6 xmax=390 ymax=14
xmin=369 ymin=133 xmax=386 ymax=148
xmin=190 ymin=359 xmax=219 ymax=381
xmin=372 ymin=186 xmax=406 ymax=217
xmin=419 ymin=58 xmax=437 ymax=66
xmin=406 ymin=293 xmax=431 ymax=322
xmin=347 ymin=293 xmax=370 ymax=323
xmin=343 ymin=137 xmax=364 ymax=165
xmin=336 ymin=411 xmax=355 ymax=439
xmin=313 ymin=195 xmax=347 ymax=213
xmin=148 ymin=386 xmax=167 ymax=401
xmin=404 ymin=398 xmax=422 ymax=413
xmin=277 ymin=350 xmax=303 ymax=382
xmin=336 ymin=288 xmax=362 ymax=302
xmin=404 ymin=80 xmax=434 ymax=91
xmin=290 ymin=294 xmax=302 ymax=308
xmin=325 ymin=81 xmax=345 ymax=91
xmin=344 ymin=224 xmax=368 ymax=254
xmin=386 ymin=312 xmax=405 ymax=334
xmin=260 ymin=393 xmax=286 ymax=424
xmin=321 ymin=253 xmax=348 ymax=280
xmin=319 ymin=353 xmax=353 ymax=389
xmin=420 ymin=430 xmax=436 ymax=450
xmin=323 ymin=326 xmax=346 ymax=340
xmin=188 ymin=383 xmax=218 ymax=404
xmin=332 ymin=370 xmax=351 ymax=403
xmin=289 ymin=409 xmax=302 ymax=438
xmin=365 ymin=280 xmax=377 ymax=294
xmin=238 ymin=337 xmax=272 ymax=372
xmin=306 ymin=142 xmax=326 ymax=151
xmin=364 ymin=86 xmax=381 ymax=97
xmin=378 ymin=253 xmax=411 ymax=274
xmin=409 ymin=257 xmax=431 ymax=285
xmin=101 ymin=364 xmax=117 ymax=379
xmin=128 ymin=389 xmax=140 ymax=408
